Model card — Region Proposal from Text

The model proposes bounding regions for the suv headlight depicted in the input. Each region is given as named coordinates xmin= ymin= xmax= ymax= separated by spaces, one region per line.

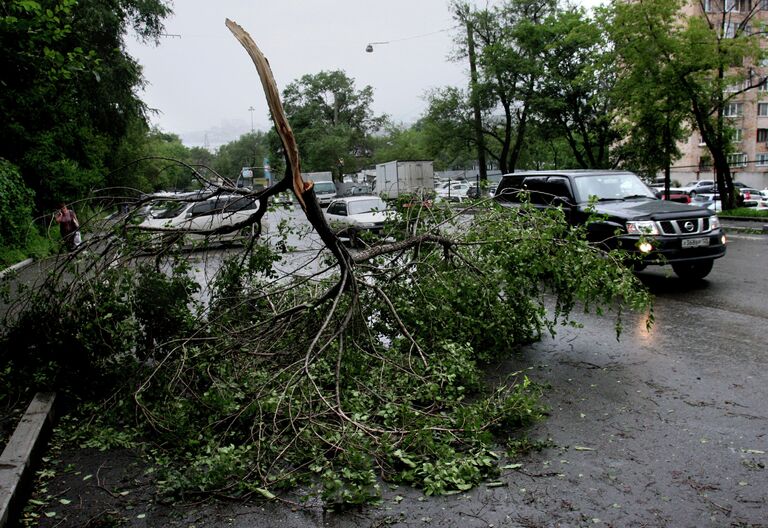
xmin=626 ymin=220 xmax=659 ymax=235
xmin=709 ymin=215 xmax=721 ymax=230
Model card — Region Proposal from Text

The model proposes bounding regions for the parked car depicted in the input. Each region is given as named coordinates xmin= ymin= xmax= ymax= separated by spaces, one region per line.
xmin=466 ymin=183 xmax=495 ymax=199
xmin=495 ymin=170 xmax=727 ymax=280
xmin=756 ymin=189 xmax=768 ymax=209
xmin=338 ymin=184 xmax=372 ymax=197
xmin=739 ymin=188 xmax=761 ymax=207
xmin=684 ymin=180 xmax=750 ymax=196
xmin=137 ymin=194 xmax=264 ymax=245
xmin=680 ymin=179 xmax=715 ymax=196
xmin=657 ymin=190 xmax=691 ymax=204
xmin=324 ymin=196 xmax=392 ymax=245
xmin=272 ymin=191 xmax=294 ymax=208
xmin=436 ymin=182 xmax=470 ymax=203
xmin=690 ymin=193 xmax=721 ymax=212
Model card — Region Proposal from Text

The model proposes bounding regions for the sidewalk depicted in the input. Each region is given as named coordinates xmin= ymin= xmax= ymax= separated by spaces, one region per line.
xmin=720 ymin=216 xmax=768 ymax=235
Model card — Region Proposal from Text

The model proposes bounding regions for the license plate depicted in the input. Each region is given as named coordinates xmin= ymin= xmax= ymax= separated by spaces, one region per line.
xmin=682 ymin=237 xmax=710 ymax=248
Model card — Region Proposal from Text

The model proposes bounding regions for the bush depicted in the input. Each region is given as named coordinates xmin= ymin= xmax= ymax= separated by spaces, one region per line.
xmin=0 ymin=160 xmax=35 ymax=249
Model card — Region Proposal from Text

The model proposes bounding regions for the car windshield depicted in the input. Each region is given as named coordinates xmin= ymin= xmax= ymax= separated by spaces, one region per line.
xmin=572 ymin=174 xmax=656 ymax=202
xmin=314 ymin=182 xmax=336 ymax=193
xmin=153 ymin=203 xmax=188 ymax=219
xmin=348 ymin=198 xmax=387 ymax=215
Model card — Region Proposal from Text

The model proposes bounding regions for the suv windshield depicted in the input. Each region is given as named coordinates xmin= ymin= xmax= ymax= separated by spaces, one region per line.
xmin=572 ymin=174 xmax=655 ymax=203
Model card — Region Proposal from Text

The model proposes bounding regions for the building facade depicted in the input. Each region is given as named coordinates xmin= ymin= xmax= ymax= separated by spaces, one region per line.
xmin=672 ymin=0 xmax=768 ymax=189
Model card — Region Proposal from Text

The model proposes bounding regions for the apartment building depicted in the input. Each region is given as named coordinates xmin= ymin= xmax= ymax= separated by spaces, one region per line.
xmin=672 ymin=0 xmax=768 ymax=189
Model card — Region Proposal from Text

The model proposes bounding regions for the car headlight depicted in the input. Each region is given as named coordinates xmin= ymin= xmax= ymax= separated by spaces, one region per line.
xmin=626 ymin=220 xmax=659 ymax=235
xmin=709 ymin=215 xmax=721 ymax=230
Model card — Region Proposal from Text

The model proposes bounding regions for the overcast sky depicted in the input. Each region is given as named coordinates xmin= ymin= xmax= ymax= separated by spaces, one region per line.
xmin=126 ymin=0 xmax=600 ymax=148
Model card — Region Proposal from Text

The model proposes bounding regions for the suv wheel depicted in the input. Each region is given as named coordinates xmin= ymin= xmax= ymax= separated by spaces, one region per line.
xmin=672 ymin=260 xmax=713 ymax=281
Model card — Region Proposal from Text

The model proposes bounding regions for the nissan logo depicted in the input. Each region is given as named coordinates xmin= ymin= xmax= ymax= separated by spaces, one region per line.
xmin=683 ymin=221 xmax=695 ymax=232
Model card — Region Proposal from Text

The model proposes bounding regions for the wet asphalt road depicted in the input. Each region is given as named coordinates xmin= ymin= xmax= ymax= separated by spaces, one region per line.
xmin=150 ymin=233 xmax=768 ymax=527
xmin=9 ymin=224 xmax=768 ymax=527
xmin=81 ymin=235 xmax=768 ymax=528
xmin=218 ymin=233 xmax=766 ymax=527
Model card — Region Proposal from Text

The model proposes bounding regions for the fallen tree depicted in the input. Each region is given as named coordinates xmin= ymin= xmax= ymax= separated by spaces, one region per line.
xmin=0 ymin=21 xmax=653 ymax=509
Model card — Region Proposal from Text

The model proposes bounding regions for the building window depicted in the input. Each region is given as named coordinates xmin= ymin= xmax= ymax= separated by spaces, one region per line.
xmin=724 ymin=102 xmax=744 ymax=116
xmin=727 ymin=152 xmax=748 ymax=167
xmin=759 ymin=80 xmax=768 ymax=92
xmin=731 ymin=128 xmax=743 ymax=142
xmin=759 ymin=102 xmax=768 ymax=116
xmin=757 ymin=153 xmax=768 ymax=166
xmin=723 ymin=22 xmax=738 ymax=38
xmin=762 ymin=0 xmax=768 ymax=9
xmin=726 ymin=0 xmax=750 ymax=12
xmin=758 ymin=128 xmax=768 ymax=142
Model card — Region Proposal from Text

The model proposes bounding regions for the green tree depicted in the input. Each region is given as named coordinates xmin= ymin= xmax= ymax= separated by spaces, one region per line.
xmin=0 ymin=0 xmax=172 ymax=210
xmin=370 ymin=123 xmax=433 ymax=167
xmin=278 ymin=70 xmax=386 ymax=179
xmin=606 ymin=0 xmax=766 ymax=209
xmin=110 ymin=127 xmax=199 ymax=193
xmin=0 ymin=160 xmax=35 ymax=248
xmin=419 ymin=87 xmax=477 ymax=169
xmin=535 ymin=6 xmax=620 ymax=169
xmin=456 ymin=0 xmax=558 ymax=174
xmin=212 ymin=132 xmax=271 ymax=183
xmin=600 ymin=0 xmax=689 ymax=188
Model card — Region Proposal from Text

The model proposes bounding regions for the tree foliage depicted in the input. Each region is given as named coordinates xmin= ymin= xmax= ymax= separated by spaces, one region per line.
xmin=0 ymin=160 xmax=35 ymax=248
xmin=277 ymin=70 xmax=387 ymax=178
xmin=606 ymin=0 xmax=767 ymax=208
xmin=0 ymin=0 xmax=172 ymax=210
xmin=212 ymin=131 xmax=271 ymax=182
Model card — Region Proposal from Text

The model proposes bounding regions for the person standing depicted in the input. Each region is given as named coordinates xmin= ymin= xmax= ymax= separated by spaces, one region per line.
xmin=54 ymin=202 xmax=80 ymax=251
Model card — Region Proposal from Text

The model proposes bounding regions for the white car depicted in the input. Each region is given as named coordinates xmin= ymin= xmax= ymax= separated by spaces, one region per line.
xmin=138 ymin=194 xmax=265 ymax=245
xmin=436 ymin=182 xmax=470 ymax=202
xmin=689 ymin=193 xmax=721 ymax=212
xmin=324 ymin=196 xmax=391 ymax=242
xmin=756 ymin=189 xmax=768 ymax=209
xmin=739 ymin=188 xmax=761 ymax=207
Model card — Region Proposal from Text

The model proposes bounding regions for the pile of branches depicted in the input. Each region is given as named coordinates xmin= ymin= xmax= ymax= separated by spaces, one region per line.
xmin=0 ymin=21 xmax=653 ymax=509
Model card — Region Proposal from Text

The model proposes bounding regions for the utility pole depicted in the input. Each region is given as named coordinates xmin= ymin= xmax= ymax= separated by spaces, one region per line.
xmin=465 ymin=12 xmax=487 ymax=183
xmin=248 ymin=105 xmax=255 ymax=133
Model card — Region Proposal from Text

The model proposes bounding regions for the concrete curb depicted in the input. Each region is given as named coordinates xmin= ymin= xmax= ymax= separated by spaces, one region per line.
xmin=0 ymin=258 xmax=33 ymax=279
xmin=0 ymin=393 xmax=56 ymax=528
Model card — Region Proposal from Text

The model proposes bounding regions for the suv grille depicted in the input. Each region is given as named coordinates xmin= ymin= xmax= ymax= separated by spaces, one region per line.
xmin=659 ymin=218 xmax=709 ymax=235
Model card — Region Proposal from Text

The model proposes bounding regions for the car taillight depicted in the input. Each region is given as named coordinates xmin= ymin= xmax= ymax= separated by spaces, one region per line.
xmin=745 ymin=192 xmax=751 ymax=199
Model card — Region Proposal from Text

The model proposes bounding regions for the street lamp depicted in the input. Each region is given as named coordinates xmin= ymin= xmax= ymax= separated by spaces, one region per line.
xmin=365 ymin=41 xmax=389 ymax=53
xmin=248 ymin=105 xmax=255 ymax=132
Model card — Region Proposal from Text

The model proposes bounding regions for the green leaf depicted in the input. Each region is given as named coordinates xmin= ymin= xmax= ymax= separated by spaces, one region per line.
xmin=254 ymin=487 xmax=276 ymax=500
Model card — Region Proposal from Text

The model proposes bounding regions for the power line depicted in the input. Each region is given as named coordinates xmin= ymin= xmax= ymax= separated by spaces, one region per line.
xmin=366 ymin=24 xmax=460 ymax=52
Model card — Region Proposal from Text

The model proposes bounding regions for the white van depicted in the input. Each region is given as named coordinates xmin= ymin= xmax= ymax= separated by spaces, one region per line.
xmin=312 ymin=181 xmax=338 ymax=207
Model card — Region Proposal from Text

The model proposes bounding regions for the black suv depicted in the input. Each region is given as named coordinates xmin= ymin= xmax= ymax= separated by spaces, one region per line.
xmin=495 ymin=170 xmax=727 ymax=280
